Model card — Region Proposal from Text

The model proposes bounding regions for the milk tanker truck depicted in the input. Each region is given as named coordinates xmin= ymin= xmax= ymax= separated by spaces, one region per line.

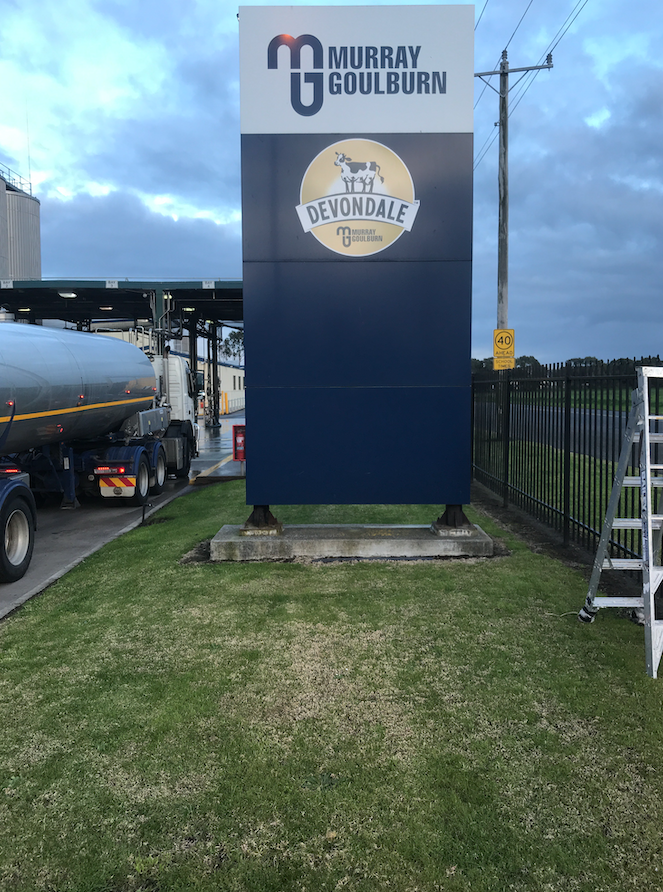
xmin=0 ymin=323 xmax=199 ymax=582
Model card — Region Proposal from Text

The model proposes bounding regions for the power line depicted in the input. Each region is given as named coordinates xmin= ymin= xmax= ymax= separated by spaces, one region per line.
xmin=508 ymin=70 xmax=541 ymax=118
xmin=474 ymin=136 xmax=496 ymax=171
xmin=474 ymin=128 xmax=499 ymax=170
xmin=474 ymin=59 xmax=499 ymax=109
xmin=549 ymin=0 xmax=590 ymax=53
xmin=473 ymin=0 xmax=591 ymax=169
xmin=475 ymin=0 xmax=491 ymax=31
xmin=508 ymin=0 xmax=590 ymax=117
xmin=475 ymin=0 xmax=534 ymax=110
xmin=504 ymin=0 xmax=536 ymax=52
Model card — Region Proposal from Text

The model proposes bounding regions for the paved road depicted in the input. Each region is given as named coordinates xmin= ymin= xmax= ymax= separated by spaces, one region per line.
xmin=0 ymin=415 xmax=245 ymax=621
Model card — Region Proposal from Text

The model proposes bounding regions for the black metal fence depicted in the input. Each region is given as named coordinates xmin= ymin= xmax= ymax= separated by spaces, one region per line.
xmin=472 ymin=360 xmax=663 ymax=559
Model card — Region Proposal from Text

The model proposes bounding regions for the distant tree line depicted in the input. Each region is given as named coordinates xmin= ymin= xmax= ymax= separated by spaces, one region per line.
xmin=471 ymin=355 xmax=663 ymax=374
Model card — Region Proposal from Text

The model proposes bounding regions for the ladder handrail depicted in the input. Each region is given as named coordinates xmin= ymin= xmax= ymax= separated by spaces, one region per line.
xmin=579 ymin=368 xmax=663 ymax=678
xmin=582 ymin=392 xmax=642 ymax=612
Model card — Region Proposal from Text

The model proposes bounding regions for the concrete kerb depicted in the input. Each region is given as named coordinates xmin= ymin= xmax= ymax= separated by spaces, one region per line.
xmin=211 ymin=522 xmax=494 ymax=562
xmin=0 ymin=488 xmax=189 ymax=623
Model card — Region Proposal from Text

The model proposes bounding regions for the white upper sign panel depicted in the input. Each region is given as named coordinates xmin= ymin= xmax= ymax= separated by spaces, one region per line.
xmin=239 ymin=5 xmax=474 ymax=135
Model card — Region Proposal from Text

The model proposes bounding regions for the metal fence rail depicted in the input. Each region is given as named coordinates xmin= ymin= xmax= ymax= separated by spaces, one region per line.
xmin=472 ymin=361 xmax=663 ymax=559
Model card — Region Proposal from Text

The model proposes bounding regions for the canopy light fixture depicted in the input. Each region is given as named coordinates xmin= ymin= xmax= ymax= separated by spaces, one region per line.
xmin=99 ymin=306 xmax=113 ymax=311
xmin=58 ymin=291 xmax=77 ymax=299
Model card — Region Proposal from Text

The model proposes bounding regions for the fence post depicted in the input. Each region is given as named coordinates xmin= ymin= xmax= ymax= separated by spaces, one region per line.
xmin=470 ymin=377 xmax=475 ymax=478
xmin=563 ymin=372 xmax=572 ymax=545
xmin=501 ymin=371 xmax=511 ymax=508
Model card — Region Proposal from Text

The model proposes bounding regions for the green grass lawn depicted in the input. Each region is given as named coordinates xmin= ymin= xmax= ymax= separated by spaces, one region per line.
xmin=2 ymin=481 xmax=663 ymax=892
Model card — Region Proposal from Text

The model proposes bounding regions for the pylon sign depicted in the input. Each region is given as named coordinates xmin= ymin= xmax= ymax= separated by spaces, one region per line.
xmin=240 ymin=5 xmax=474 ymax=504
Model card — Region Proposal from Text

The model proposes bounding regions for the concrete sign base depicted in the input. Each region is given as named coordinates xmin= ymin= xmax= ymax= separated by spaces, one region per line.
xmin=211 ymin=523 xmax=493 ymax=562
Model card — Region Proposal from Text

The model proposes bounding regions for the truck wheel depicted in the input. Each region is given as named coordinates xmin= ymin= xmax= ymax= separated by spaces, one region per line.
xmin=0 ymin=495 xmax=35 ymax=583
xmin=174 ymin=438 xmax=191 ymax=479
xmin=129 ymin=454 xmax=150 ymax=506
xmin=151 ymin=446 xmax=167 ymax=495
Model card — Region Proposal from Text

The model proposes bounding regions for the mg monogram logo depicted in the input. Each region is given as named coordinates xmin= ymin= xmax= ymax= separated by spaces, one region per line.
xmin=267 ymin=34 xmax=324 ymax=116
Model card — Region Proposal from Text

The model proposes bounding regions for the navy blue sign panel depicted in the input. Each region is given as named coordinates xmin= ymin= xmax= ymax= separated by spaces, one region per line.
xmin=241 ymin=133 xmax=473 ymax=263
xmin=247 ymin=385 xmax=470 ymax=505
xmin=243 ymin=259 xmax=471 ymax=390
xmin=239 ymin=5 xmax=474 ymax=506
xmin=244 ymin=256 xmax=471 ymax=504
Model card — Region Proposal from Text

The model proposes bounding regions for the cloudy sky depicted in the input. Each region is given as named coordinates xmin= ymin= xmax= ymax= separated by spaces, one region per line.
xmin=1 ymin=0 xmax=660 ymax=363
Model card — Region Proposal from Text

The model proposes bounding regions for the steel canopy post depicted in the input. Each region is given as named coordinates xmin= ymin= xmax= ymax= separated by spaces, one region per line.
xmin=188 ymin=315 xmax=198 ymax=376
xmin=211 ymin=325 xmax=220 ymax=426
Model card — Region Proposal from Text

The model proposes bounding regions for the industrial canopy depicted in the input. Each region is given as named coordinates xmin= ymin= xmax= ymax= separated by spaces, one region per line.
xmin=0 ymin=279 xmax=243 ymax=330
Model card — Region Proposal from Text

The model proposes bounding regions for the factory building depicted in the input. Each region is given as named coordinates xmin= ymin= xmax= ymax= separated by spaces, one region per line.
xmin=0 ymin=165 xmax=41 ymax=281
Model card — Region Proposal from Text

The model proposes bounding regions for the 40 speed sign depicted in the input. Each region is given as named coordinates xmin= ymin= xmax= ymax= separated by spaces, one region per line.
xmin=493 ymin=329 xmax=515 ymax=357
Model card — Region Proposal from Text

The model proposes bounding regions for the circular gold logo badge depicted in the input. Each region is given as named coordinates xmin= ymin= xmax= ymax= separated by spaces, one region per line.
xmin=295 ymin=139 xmax=420 ymax=257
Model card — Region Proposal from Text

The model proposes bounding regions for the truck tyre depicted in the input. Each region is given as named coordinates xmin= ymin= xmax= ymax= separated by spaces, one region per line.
xmin=151 ymin=446 xmax=167 ymax=495
xmin=174 ymin=438 xmax=191 ymax=479
xmin=129 ymin=454 xmax=150 ymax=506
xmin=0 ymin=494 xmax=35 ymax=583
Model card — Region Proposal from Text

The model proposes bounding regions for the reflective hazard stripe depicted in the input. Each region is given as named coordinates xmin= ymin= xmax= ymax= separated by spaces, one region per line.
xmin=99 ymin=477 xmax=136 ymax=488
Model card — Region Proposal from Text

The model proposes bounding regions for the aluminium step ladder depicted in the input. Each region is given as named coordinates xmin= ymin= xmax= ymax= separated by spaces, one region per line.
xmin=578 ymin=367 xmax=663 ymax=678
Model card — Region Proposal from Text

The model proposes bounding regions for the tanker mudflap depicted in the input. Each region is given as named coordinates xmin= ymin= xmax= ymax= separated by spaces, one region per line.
xmin=99 ymin=475 xmax=137 ymax=498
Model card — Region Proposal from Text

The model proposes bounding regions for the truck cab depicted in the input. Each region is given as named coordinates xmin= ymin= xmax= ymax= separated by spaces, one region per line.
xmin=149 ymin=349 xmax=199 ymax=478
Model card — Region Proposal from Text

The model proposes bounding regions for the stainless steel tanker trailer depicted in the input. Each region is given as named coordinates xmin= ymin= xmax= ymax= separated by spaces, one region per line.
xmin=0 ymin=323 xmax=199 ymax=582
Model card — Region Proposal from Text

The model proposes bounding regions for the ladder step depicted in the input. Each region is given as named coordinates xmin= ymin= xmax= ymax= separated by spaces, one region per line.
xmin=602 ymin=558 xmax=643 ymax=570
xmin=614 ymin=517 xmax=663 ymax=530
xmin=623 ymin=476 xmax=663 ymax=487
xmin=594 ymin=596 xmax=644 ymax=609
xmin=610 ymin=518 xmax=663 ymax=530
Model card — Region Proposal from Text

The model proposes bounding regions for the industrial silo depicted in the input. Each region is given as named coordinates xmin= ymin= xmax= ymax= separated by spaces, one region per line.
xmin=0 ymin=177 xmax=8 ymax=280
xmin=6 ymin=181 xmax=41 ymax=280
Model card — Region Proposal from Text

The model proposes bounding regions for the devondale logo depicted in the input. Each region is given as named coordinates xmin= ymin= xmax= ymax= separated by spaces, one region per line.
xmin=267 ymin=34 xmax=446 ymax=116
xmin=296 ymin=139 xmax=420 ymax=257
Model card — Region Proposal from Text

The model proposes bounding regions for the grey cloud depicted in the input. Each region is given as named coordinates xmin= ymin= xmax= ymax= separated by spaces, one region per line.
xmin=80 ymin=49 xmax=241 ymax=208
xmin=471 ymin=38 xmax=663 ymax=362
xmin=9 ymin=0 xmax=663 ymax=364
xmin=40 ymin=191 xmax=241 ymax=279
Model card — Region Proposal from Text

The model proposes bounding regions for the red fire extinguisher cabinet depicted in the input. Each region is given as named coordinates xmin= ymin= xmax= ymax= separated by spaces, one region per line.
xmin=233 ymin=425 xmax=246 ymax=462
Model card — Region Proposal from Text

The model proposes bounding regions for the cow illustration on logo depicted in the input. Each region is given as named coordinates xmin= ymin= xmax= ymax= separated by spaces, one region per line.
xmin=334 ymin=153 xmax=384 ymax=193
xmin=296 ymin=138 xmax=420 ymax=257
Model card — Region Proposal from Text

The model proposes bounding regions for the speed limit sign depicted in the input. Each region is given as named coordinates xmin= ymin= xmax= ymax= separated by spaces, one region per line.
xmin=493 ymin=329 xmax=515 ymax=357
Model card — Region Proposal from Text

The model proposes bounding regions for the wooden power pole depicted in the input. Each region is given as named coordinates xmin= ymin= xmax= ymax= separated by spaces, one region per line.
xmin=475 ymin=50 xmax=553 ymax=332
